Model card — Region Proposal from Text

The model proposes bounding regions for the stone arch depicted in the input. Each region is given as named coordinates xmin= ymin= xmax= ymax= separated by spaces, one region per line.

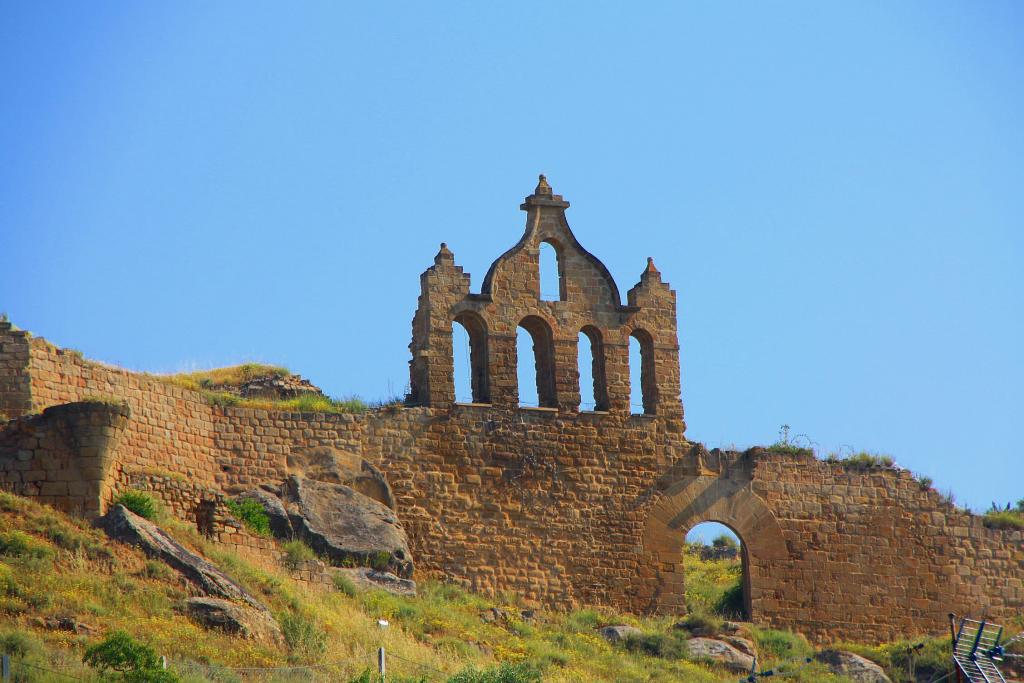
xmin=639 ymin=475 xmax=787 ymax=618
xmin=538 ymin=239 xmax=565 ymax=301
xmin=517 ymin=315 xmax=557 ymax=408
xmin=578 ymin=325 xmax=609 ymax=411
xmin=452 ymin=311 xmax=490 ymax=404
xmin=629 ymin=328 xmax=658 ymax=414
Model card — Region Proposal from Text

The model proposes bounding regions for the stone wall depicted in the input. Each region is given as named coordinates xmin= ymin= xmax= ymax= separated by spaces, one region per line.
xmin=0 ymin=401 xmax=128 ymax=517
xmin=0 ymin=326 xmax=1020 ymax=643
xmin=1 ymin=176 xmax=1020 ymax=644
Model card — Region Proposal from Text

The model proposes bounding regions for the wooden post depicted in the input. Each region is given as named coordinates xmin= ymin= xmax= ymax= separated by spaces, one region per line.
xmin=377 ymin=646 xmax=386 ymax=681
xmin=1 ymin=653 xmax=10 ymax=683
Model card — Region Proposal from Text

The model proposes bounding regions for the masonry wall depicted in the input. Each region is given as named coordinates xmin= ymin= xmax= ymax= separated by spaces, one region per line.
xmin=1 ymin=326 xmax=1021 ymax=643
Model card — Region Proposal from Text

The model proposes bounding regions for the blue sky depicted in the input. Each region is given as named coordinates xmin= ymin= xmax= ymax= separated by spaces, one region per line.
xmin=1 ymin=3 xmax=1021 ymax=526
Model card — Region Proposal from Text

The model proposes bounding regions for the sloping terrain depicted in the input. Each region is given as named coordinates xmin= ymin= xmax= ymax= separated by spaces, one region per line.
xmin=0 ymin=491 xmax=1004 ymax=682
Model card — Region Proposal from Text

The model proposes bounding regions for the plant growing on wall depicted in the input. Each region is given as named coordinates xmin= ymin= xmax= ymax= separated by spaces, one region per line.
xmin=113 ymin=490 xmax=157 ymax=520
xmin=225 ymin=498 xmax=271 ymax=537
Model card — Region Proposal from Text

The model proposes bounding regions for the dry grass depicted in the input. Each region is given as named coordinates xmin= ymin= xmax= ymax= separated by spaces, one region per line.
xmin=156 ymin=363 xmax=291 ymax=393
xmin=0 ymin=493 xmax=870 ymax=682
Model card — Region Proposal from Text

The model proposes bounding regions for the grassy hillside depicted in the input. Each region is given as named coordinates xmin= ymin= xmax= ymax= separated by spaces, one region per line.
xmin=0 ymin=492 xmax=981 ymax=682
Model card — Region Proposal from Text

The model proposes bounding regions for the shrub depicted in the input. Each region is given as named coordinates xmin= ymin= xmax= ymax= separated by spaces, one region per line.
xmin=714 ymin=582 xmax=745 ymax=618
xmin=676 ymin=611 xmax=723 ymax=636
xmin=114 ymin=490 xmax=157 ymax=520
xmin=982 ymin=505 xmax=1024 ymax=530
xmin=836 ymin=452 xmax=895 ymax=469
xmin=623 ymin=631 xmax=689 ymax=659
xmin=332 ymin=572 xmax=357 ymax=597
xmin=0 ymin=531 xmax=53 ymax=561
xmin=368 ymin=550 xmax=392 ymax=571
xmin=225 ymin=498 xmax=271 ymax=537
xmin=711 ymin=534 xmax=738 ymax=550
xmin=446 ymin=662 xmax=542 ymax=683
xmin=280 ymin=611 xmax=327 ymax=660
xmin=139 ymin=560 xmax=174 ymax=581
xmin=751 ymin=627 xmax=812 ymax=661
xmin=916 ymin=475 xmax=933 ymax=491
xmin=281 ymin=540 xmax=315 ymax=570
xmin=83 ymin=630 xmax=180 ymax=682
xmin=0 ymin=628 xmax=42 ymax=659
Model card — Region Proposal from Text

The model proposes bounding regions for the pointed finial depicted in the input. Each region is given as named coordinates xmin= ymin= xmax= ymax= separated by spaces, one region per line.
xmin=434 ymin=242 xmax=454 ymax=266
xmin=646 ymin=257 xmax=658 ymax=273
xmin=521 ymin=174 xmax=568 ymax=210
xmin=535 ymin=174 xmax=552 ymax=197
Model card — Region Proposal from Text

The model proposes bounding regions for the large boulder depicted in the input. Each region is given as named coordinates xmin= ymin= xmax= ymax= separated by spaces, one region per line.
xmin=283 ymin=475 xmax=412 ymax=577
xmin=186 ymin=597 xmax=283 ymax=644
xmin=286 ymin=447 xmax=395 ymax=509
xmin=599 ymin=625 xmax=643 ymax=645
xmin=686 ymin=637 xmax=756 ymax=673
xmin=815 ymin=650 xmax=892 ymax=683
xmin=99 ymin=505 xmax=265 ymax=611
xmin=332 ymin=567 xmax=417 ymax=596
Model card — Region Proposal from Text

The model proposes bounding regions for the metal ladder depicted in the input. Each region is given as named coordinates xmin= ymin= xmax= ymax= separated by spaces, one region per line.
xmin=952 ymin=616 xmax=1007 ymax=683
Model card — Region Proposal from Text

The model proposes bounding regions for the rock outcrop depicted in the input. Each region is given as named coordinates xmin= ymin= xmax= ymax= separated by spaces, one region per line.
xmin=333 ymin=567 xmax=417 ymax=596
xmin=815 ymin=650 xmax=892 ymax=683
xmin=98 ymin=504 xmax=281 ymax=642
xmin=283 ymin=475 xmax=412 ymax=577
xmin=685 ymin=637 xmax=756 ymax=673
xmin=286 ymin=447 xmax=395 ymax=509
xmin=186 ymin=597 xmax=283 ymax=643
xmin=599 ymin=625 xmax=643 ymax=645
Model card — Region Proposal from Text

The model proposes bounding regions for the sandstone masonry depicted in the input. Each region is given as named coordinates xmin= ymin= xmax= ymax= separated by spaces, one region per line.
xmin=0 ymin=178 xmax=1020 ymax=644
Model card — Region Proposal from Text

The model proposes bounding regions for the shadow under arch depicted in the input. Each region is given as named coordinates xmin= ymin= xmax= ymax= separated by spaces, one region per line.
xmin=640 ymin=475 xmax=787 ymax=618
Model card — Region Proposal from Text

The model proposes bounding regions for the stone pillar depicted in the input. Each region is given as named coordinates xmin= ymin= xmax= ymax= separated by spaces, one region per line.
xmin=0 ymin=321 xmax=32 ymax=421
xmin=407 ymin=244 xmax=471 ymax=409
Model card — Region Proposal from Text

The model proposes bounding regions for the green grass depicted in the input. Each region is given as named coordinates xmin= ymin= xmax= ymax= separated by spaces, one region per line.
xmin=225 ymin=499 xmax=271 ymax=537
xmin=113 ymin=490 xmax=158 ymax=520
xmin=682 ymin=543 xmax=744 ymax=619
xmin=281 ymin=539 xmax=316 ymax=569
xmin=824 ymin=451 xmax=895 ymax=469
xmin=981 ymin=500 xmax=1024 ymax=530
xmin=0 ymin=491 xmax=913 ymax=682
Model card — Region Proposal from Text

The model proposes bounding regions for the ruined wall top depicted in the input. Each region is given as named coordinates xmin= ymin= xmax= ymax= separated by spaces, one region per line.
xmin=408 ymin=176 xmax=684 ymax=424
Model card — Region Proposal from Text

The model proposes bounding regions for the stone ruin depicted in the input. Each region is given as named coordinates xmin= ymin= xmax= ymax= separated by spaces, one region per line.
xmin=0 ymin=176 xmax=1020 ymax=643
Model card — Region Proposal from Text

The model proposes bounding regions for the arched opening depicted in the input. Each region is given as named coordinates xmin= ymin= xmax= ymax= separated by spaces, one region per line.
xmin=684 ymin=521 xmax=749 ymax=620
xmin=538 ymin=241 xmax=564 ymax=301
xmin=578 ymin=326 xmax=608 ymax=411
xmin=629 ymin=328 xmax=657 ymax=415
xmin=452 ymin=312 xmax=489 ymax=404
xmin=517 ymin=316 xmax=557 ymax=408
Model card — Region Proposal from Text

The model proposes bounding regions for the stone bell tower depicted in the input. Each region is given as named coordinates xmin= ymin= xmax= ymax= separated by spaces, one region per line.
xmin=408 ymin=176 xmax=683 ymax=429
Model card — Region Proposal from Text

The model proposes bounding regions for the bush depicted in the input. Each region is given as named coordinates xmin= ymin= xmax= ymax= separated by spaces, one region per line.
xmin=711 ymin=534 xmax=738 ymax=550
xmin=0 ymin=628 xmax=42 ymax=659
xmin=982 ymin=509 xmax=1024 ymax=530
xmin=714 ymin=582 xmax=745 ymax=619
xmin=446 ymin=662 xmax=542 ymax=683
xmin=281 ymin=540 xmax=316 ymax=570
xmin=751 ymin=627 xmax=812 ymax=661
xmin=225 ymin=499 xmax=271 ymax=537
xmin=0 ymin=531 xmax=53 ymax=565
xmin=332 ymin=572 xmax=357 ymax=597
xmin=83 ymin=630 xmax=180 ymax=682
xmin=280 ymin=611 xmax=327 ymax=660
xmin=676 ymin=611 xmax=723 ymax=636
xmin=368 ymin=550 xmax=392 ymax=571
xmin=623 ymin=631 xmax=689 ymax=659
xmin=835 ymin=452 xmax=895 ymax=469
xmin=114 ymin=490 xmax=157 ymax=520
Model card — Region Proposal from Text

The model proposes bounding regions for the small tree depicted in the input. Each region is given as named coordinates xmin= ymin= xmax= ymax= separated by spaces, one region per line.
xmin=83 ymin=631 xmax=179 ymax=682
xmin=711 ymin=534 xmax=739 ymax=550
